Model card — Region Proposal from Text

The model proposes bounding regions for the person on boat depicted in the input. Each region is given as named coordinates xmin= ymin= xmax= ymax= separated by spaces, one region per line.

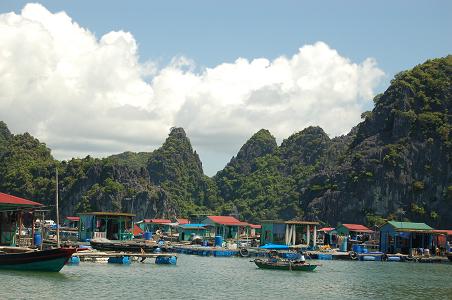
xmin=298 ymin=249 xmax=306 ymax=263
xmin=268 ymin=250 xmax=279 ymax=263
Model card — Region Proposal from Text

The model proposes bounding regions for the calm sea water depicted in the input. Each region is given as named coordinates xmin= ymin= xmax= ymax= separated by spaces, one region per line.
xmin=1 ymin=255 xmax=451 ymax=300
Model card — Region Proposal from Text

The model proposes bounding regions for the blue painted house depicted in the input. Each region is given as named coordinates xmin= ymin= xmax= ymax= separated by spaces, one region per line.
xmin=178 ymin=224 xmax=212 ymax=241
xmin=379 ymin=221 xmax=434 ymax=254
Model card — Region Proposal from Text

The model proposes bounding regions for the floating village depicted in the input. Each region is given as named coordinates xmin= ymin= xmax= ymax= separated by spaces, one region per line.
xmin=0 ymin=191 xmax=451 ymax=273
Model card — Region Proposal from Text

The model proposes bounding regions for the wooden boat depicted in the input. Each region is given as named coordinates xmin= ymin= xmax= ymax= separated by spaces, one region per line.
xmin=0 ymin=247 xmax=77 ymax=272
xmin=254 ymin=258 xmax=318 ymax=271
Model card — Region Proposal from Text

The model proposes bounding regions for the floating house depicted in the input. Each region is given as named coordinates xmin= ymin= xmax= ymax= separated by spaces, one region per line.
xmin=176 ymin=218 xmax=189 ymax=225
xmin=178 ymin=224 xmax=212 ymax=241
xmin=260 ymin=220 xmax=320 ymax=247
xmin=248 ymin=224 xmax=261 ymax=237
xmin=136 ymin=218 xmax=172 ymax=233
xmin=201 ymin=216 xmax=249 ymax=240
xmin=433 ymin=230 xmax=452 ymax=253
xmin=318 ymin=227 xmax=337 ymax=246
xmin=0 ymin=192 xmax=43 ymax=247
xmin=379 ymin=221 xmax=433 ymax=254
xmin=335 ymin=224 xmax=373 ymax=238
xmin=64 ymin=216 xmax=79 ymax=229
xmin=78 ymin=212 xmax=135 ymax=241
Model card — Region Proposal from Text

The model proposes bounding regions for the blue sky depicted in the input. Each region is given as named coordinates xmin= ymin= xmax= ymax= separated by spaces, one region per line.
xmin=2 ymin=1 xmax=450 ymax=87
xmin=0 ymin=1 xmax=451 ymax=175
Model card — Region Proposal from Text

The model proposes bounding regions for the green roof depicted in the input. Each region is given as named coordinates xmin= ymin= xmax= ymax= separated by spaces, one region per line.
xmin=387 ymin=221 xmax=433 ymax=231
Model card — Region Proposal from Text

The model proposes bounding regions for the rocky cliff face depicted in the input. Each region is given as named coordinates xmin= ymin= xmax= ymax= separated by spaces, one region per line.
xmin=0 ymin=56 xmax=450 ymax=227
xmin=59 ymin=158 xmax=177 ymax=220
xmin=303 ymin=56 xmax=452 ymax=227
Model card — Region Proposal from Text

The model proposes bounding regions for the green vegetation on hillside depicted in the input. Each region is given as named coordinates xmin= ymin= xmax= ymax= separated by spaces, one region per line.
xmin=0 ymin=55 xmax=450 ymax=227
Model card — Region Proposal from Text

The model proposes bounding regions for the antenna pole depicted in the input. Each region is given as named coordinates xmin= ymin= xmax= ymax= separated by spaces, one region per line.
xmin=56 ymin=167 xmax=60 ymax=248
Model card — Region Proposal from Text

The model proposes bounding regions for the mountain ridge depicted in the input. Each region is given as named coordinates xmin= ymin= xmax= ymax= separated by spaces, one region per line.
xmin=0 ymin=55 xmax=450 ymax=227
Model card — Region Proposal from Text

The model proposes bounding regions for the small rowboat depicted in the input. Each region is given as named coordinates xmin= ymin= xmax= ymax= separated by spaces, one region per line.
xmin=254 ymin=258 xmax=318 ymax=271
xmin=0 ymin=247 xmax=77 ymax=272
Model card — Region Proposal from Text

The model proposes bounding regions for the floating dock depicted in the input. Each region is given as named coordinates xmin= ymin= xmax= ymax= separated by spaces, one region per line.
xmin=72 ymin=251 xmax=178 ymax=264
xmin=172 ymin=245 xmax=240 ymax=257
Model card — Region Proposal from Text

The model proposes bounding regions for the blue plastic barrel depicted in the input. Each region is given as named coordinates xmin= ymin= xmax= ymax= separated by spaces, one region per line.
xmin=318 ymin=253 xmax=333 ymax=260
xmin=214 ymin=236 xmax=223 ymax=247
xmin=108 ymin=256 xmax=130 ymax=264
xmin=340 ymin=237 xmax=348 ymax=252
xmin=144 ymin=231 xmax=152 ymax=240
xmin=67 ymin=256 xmax=80 ymax=264
xmin=155 ymin=256 xmax=177 ymax=265
xmin=362 ymin=255 xmax=376 ymax=261
xmin=34 ymin=232 xmax=42 ymax=246
xmin=387 ymin=256 xmax=401 ymax=262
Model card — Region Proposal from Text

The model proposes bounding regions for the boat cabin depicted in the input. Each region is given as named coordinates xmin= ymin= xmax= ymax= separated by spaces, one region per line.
xmin=260 ymin=220 xmax=320 ymax=247
xmin=78 ymin=212 xmax=135 ymax=241
xmin=201 ymin=216 xmax=249 ymax=240
xmin=0 ymin=192 xmax=43 ymax=247
xmin=379 ymin=221 xmax=433 ymax=255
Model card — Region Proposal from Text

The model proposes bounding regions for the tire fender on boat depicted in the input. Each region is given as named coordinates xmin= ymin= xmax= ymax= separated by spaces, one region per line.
xmin=240 ymin=248 xmax=249 ymax=257
xmin=349 ymin=251 xmax=358 ymax=260
xmin=382 ymin=254 xmax=388 ymax=262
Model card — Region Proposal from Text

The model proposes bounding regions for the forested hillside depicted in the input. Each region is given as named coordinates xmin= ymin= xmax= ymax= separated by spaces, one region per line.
xmin=0 ymin=56 xmax=450 ymax=227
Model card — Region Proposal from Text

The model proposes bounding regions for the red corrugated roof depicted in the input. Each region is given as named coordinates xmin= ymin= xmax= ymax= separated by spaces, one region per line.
xmin=176 ymin=218 xmax=189 ymax=225
xmin=435 ymin=230 xmax=452 ymax=235
xmin=66 ymin=216 xmax=80 ymax=222
xmin=249 ymin=224 xmax=261 ymax=229
xmin=342 ymin=224 xmax=372 ymax=232
xmin=0 ymin=192 xmax=43 ymax=207
xmin=319 ymin=227 xmax=335 ymax=232
xmin=143 ymin=219 xmax=172 ymax=224
xmin=133 ymin=224 xmax=143 ymax=236
xmin=207 ymin=216 xmax=248 ymax=226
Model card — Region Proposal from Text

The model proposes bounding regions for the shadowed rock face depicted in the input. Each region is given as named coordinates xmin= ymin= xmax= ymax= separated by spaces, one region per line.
xmin=302 ymin=56 xmax=452 ymax=227
xmin=0 ymin=56 xmax=451 ymax=227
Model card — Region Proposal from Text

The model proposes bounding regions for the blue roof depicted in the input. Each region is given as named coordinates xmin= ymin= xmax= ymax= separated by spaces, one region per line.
xmin=179 ymin=224 xmax=208 ymax=229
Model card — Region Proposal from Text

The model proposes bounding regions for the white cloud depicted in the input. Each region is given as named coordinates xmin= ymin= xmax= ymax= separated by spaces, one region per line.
xmin=0 ymin=3 xmax=384 ymax=175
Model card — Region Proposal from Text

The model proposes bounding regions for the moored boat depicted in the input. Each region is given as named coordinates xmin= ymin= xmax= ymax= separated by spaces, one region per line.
xmin=447 ymin=253 xmax=452 ymax=262
xmin=253 ymin=258 xmax=318 ymax=271
xmin=0 ymin=247 xmax=77 ymax=272
xmin=90 ymin=239 xmax=167 ymax=253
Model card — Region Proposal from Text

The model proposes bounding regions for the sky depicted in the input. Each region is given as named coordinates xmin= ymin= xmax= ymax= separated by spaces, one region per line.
xmin=0 ymin=1 xmax=451 ymax=176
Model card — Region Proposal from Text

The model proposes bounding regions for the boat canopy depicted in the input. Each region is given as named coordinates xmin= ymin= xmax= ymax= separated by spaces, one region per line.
xmin=259 ymin=243 xmax=289 ymax=250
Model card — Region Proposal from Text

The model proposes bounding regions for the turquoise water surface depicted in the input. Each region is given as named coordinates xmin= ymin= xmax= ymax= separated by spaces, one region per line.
xmin=1 ymin=255 xmax=451 ymax=300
